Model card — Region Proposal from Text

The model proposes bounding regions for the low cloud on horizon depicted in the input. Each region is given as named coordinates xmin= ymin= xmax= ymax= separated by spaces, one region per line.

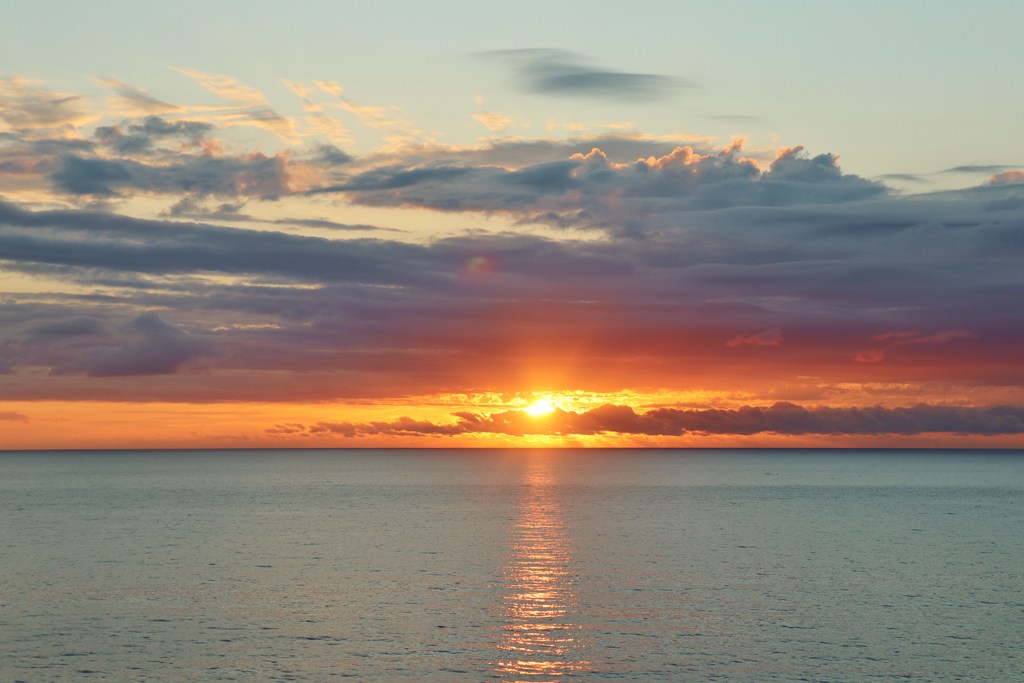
xmin=271 ymin=402 xmax=1024 ymax=439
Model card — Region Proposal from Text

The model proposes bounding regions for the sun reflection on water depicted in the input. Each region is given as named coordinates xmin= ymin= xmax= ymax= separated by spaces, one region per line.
xmin=495 ymin=453 xmax=591 ymax=681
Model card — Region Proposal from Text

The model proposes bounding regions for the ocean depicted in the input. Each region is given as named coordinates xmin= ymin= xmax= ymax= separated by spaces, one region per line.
xmin=2 ymin=449 xmax=1021 ymax=681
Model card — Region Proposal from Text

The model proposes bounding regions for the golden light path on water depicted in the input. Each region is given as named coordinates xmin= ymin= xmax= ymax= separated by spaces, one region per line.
xmin=494 ymin=452 xmax=591 ymax=681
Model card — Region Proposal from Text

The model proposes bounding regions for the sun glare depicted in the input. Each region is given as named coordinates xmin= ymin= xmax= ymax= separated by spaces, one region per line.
xmin=524 ymin=398 xmax=556 ymax=416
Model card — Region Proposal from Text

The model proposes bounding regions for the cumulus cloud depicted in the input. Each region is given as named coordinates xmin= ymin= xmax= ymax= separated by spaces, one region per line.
xmin=279 ymin=402 xmax=1024 ymax=438
xmin=94 ymin=116 xmax=213 ymax=155
xmin=382 ymin=133 xmax=721 ymax=169
xmin=988 ymin=170 xmax=1024 ymax=185
xmin=0 ymin=96 xmax=329 ymax=201
xmin=485 ymin=49 xmax=685 ymax=101
xmin=314 ymin=141 xmax=885 ymax=227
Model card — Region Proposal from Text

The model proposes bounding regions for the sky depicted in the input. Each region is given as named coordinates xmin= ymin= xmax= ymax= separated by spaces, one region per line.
xmin=2 ymin=1 xmax=1023 ymax=448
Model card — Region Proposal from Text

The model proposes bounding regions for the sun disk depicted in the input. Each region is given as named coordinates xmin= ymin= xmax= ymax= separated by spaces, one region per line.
xmin=525 ymin=398 xmax=556 ymax=416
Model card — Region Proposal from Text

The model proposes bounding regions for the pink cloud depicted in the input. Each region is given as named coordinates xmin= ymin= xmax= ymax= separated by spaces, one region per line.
xmin=727 ymin=327 xmax=784 ymax=348
xmin=874 ymin=330 xmax=978 ymax=345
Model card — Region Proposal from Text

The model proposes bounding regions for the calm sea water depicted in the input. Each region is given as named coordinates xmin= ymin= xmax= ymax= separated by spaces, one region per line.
xmin=1 ymin=449 xmax=1021 ymax=682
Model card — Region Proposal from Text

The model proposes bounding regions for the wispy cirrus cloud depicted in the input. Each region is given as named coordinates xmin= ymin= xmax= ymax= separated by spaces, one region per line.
xmin=93 ymin=77 xmax=185 ymax=117
xmin=173 ymin=68 xmax=298 ymax=140
xmin=281 ymin=79 xmax=352 ymax=144
xmin=0 ymin=77 xmax=95 ymax=136
xmin=161 ymin=195 xmax=399 ymax=233
xmin=308 ymin=79 xmax=424 ymax=143
xmin=174 ymin=68 xmax=268 ymax=107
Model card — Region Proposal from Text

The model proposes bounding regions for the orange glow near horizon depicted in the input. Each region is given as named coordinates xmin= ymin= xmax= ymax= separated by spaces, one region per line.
xmin=3 ymin=380 xmax=1024 ymax=449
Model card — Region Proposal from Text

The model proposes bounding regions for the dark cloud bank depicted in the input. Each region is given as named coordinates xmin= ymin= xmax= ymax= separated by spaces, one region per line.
xmin=279 ymin=403 xmax=1024 ymax=438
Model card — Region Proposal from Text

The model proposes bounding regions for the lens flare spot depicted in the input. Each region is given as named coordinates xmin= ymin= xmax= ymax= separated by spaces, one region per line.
xmin=461 ymin=255 xmax=497 ymax=282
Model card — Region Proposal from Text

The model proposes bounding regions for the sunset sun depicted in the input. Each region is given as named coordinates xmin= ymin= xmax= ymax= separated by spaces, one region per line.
xmin=524 ymin=397 xmax=557 ymax=416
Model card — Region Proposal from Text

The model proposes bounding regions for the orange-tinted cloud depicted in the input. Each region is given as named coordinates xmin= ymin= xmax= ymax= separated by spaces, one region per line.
xmin=281 ymin=402 xmax=1024 ymax=438
xmin=988 ymin=170 xmax=1024 ymax=185
xmin=0 ymin=77 xmax=95 ymax=136
xmin=726 ymin=328 xmax=784 ymax=348
xmin=94 ymin=77 xmax=185 ymax=117
xmin=474 ymin=111 xmax=512 ymax=132
xmin=874 ymin=330 xmax=978 ymax=345
xmin=175 ymin=68 xmax=267 ymax=107
xmin=855 ymin=349 xmax=885 ymax=363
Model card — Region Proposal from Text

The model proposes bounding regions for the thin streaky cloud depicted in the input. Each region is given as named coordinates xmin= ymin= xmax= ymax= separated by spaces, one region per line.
xmin=482 ymin=48 xmax=688 ymax=101
xmin=174 ymin=67 xmax=268 ymax=106
xmin=281 ymin=402 xmax=1024 ymax=438
xmin=93 ymin=77 xmax=184 ymax=116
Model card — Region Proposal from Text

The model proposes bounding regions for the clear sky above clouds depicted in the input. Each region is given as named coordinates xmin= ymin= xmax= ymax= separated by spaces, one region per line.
xmin=2 ymin=1 xmax=1023 ymax=448
xmin=4 ymin=0 xmax=1022 ymax=181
